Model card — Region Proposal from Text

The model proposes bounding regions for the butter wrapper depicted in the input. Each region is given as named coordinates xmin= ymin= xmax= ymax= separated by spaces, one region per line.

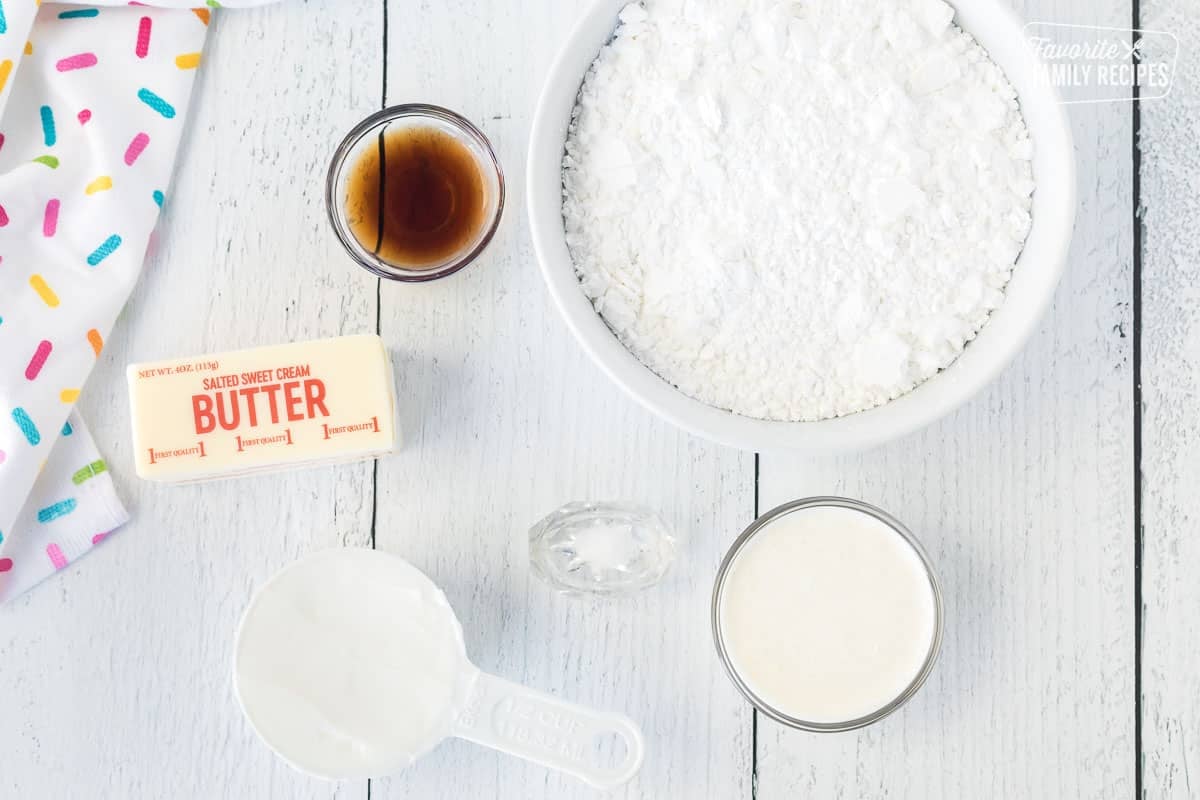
xmin=126 ymin=334 xmax=398 ymax=482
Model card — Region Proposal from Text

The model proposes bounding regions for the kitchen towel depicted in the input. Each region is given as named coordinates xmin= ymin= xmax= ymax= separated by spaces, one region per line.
xmin=0 ymin=410 xmax=129 ymax=602
xmin=0 ymin=0 xmax=275 ymax=602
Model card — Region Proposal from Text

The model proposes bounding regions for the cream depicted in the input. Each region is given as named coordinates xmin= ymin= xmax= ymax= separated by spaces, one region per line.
xmin=234 ymin=549 xmax=470 ymax=779
xmin=718 ymin=505 xmax=937 ymax=724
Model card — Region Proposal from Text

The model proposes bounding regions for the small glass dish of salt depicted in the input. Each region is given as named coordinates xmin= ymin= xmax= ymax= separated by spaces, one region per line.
xmin=529 ymin=502 xmax=679 ymax=596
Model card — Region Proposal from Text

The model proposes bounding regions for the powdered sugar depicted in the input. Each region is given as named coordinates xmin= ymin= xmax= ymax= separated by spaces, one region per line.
xmin=563 ymin=0 xmax=1034 ymax=422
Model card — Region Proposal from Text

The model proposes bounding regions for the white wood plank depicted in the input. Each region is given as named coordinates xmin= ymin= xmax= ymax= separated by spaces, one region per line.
xmin=1141 ymin=0 xmax=1200 ymax=796
xmin=372 ymin=2 xmax=754 ymax=798
xmin=0 ymin=0 xmax=1160 ymax=797
xmin=755 ymin=0 xmax=1137 ymax=796
xmin=0 ymin=3 xmax=380 ymax=798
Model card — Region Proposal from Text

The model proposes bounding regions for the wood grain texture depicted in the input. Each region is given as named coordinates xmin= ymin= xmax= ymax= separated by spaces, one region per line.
xmin=1141 ymin=0 xmax=1200 ymax=796
xmin=0 ymin=0 xmax=1163 ymax=798
xmin=755 ymin=0 xmax=1136 ymax=796
xmin=370 ymin=2 xmax=754 ymax=798
xmin=0 ymin=3 xmax=380 ymax=798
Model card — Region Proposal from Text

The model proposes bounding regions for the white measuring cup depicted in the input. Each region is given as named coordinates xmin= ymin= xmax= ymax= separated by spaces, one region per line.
xmin=233 ymin=548 xmax=644 ymax=789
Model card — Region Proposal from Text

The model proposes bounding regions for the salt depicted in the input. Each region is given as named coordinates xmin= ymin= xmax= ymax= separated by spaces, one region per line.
xmin=529 ymin=502 xmax=679 ymax=596
xmin=563 ymin=0 xmax=1035 ymax=422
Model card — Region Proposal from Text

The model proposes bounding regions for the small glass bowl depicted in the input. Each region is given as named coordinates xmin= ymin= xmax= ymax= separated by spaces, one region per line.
xmin=325 ymin=104 xmax=505 ymax=282
xmin=529 ymin=501 xmax=679 ymax=596
xmin=712 ymin=496 xmax=944 ymax=733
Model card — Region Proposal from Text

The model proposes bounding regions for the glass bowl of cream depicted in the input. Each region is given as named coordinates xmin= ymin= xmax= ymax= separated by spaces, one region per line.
xmin=712 ymin=497 xmax=944 ymax=732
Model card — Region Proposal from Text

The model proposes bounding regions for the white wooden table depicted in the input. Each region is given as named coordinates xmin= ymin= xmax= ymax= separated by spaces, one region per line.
xmin=1 ymin=0 xmax=1194 ymax=797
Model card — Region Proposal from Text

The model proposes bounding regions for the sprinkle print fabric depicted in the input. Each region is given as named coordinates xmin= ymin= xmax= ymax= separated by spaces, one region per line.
xmin=0 ymin=0 xmax=274 ymax=602
xmin=0 ymin=410 xmax=128 ymax=603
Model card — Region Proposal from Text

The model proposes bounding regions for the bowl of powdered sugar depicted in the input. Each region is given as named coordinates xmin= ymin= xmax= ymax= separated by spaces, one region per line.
xmin=528 ymin=0 xmax=1075 ymax=452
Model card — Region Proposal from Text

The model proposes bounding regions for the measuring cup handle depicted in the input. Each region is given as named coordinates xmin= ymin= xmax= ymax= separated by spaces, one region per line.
xmin=451 ymin=670 xmax=644 ymax=789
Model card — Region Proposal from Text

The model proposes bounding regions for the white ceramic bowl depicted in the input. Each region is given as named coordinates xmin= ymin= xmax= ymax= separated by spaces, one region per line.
xmin=528 ymin=0 xmax=1076 ymax=454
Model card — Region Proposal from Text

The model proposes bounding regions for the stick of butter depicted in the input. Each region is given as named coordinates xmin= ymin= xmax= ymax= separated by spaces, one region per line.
xmin=127 ymin=334 xmax=398 ymax=482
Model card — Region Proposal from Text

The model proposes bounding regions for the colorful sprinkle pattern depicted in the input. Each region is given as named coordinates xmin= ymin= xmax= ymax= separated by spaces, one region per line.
xmin=87 ymin=234 xmax=122 ymax=266
xmin=86 ymin=175 xmax=112 ymax=195
xmin=24 ymin=340 xmax=52 ymax=380
xmin=0 ymin=1 xmax=251 ymax=601
xmin=29 ymin=274 xmax=58 ymax=307
xmin=46 ymin=543 xmax=67 ymax=570
xmin=39 ymin=104 xmax=55 ymax=145
xmin=137 ymin=87 xmax=175 ymax=118
xmin=43 ymin=198 xmax=59 ymax=236
xmin=124 ymin=131 xmax=149 ymax=164
xmin=56 ymin=52 xmax=97 ymax=72
xmin=11 ymin=408 xmax=40 ymax=446
xmin=0 ymin=413 xmax=129 ymax=602
xmin=136 ymin=17 xmax=151 ymax=58
xmin=37 ymin=498 xmax=76 ymax=524
xmin=71 ymin=459 xmax=107 ymax=485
